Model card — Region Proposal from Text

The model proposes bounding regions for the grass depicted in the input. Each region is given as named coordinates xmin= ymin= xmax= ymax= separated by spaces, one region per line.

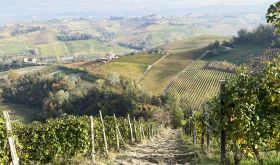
xmin=206 ymin=45 xmax=267 ymax=64
xmin=90 ymin=54 xmax=162 ymax=81
xmin=116 ymin=54 xmax=162 ymax=65
xmin=0 ymin=37 xmax=28 ymax=55
xmin=140 ymin=49 xmax=204 ymax=96
xmin=34 ymin=29 xmax=58 ymax=45
xmin=35 ymin=42 xmax=68 ymax=57
xmin=0 ymin=66 xmax=53 ymax=80
xmin=180 ymin=131 xmax=280 ymax=165
xmin=0 ymin=103 xmax=40 ymax=123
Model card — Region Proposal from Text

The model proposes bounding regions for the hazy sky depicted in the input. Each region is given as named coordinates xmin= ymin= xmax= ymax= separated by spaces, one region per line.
xmin=0 ymin=0 xmax=275 ymax=20
xmin=0 ymin=0 xmax=274 ymax=10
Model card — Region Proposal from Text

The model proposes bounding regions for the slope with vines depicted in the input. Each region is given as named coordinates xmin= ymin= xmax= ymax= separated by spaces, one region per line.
xmin=166 ymin=60 xmax=234 ymax=110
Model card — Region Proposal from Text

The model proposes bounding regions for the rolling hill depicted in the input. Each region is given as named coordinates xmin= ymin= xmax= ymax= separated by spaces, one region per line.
xmin=0 ymin=13 xmax=265 ymax=58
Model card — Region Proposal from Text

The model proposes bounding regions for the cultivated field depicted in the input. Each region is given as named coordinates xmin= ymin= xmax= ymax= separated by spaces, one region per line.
xmin=90 ymin=54 xmax=162 ymax=81
xmin=0 ymin=38 xmax=28 ymax=56
xmin=205 ymin=45 xmax=267 ymax=64
xmin=139 ymin=49 xmax=204 ymax=95
xmin=166 ymin=60 xmax=234 ymax=109
xmin=160 ymin=35 xmax=229 ymax=52
xmin=65 ymin=40 xmax=132 ymax=56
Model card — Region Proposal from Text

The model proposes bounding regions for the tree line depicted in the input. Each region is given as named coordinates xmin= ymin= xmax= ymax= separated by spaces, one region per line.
xmin=0 ymin=71 xmax=182 ymax=126
xmin=11 ymin=26 xmax=41 ymax=36
xmin=207 ymin=24 xmax=277 ymax=50
xmin=57 ymin=32 xmax=93 ymax=41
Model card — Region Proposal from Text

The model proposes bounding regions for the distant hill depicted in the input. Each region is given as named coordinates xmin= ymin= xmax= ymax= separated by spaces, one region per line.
xmin=0 ymin=12 xmax=269 ymax=58
xmin=0 ymin=1 xmax=273 ymax=23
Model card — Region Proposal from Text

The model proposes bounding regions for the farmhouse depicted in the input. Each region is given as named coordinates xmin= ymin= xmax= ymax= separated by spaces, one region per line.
xmin=23 ymin=57 xmax=37 ymax=63
xmin=105 ymin=53 xmax=118 ymax=60
xmin=98 ymin=53 xmax=119 ymax=63
xmin=60 ymin=56 xmax=75 ymax=63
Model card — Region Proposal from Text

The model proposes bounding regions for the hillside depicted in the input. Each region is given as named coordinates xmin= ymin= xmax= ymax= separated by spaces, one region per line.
xmin=0 ymin=13 xmax=265 ymax=59
xmin=1 ymin=1 xmax=280 ymax=164
xmin=71 ymin=45 xmax=266 ymax=112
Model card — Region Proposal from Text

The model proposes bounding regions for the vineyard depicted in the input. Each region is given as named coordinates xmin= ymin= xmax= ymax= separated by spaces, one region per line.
xmin=0 ymin=111 xmax=161 ymax=164
xmin=181 ymin=55 xmax=280 ymax=165
xmin=139 ymin=49 xmax=204 ymax=96
xmin=166 ymin=60 xmax=234 ymax=110
xmin=0 ymin=38 xmax=28 ymax=56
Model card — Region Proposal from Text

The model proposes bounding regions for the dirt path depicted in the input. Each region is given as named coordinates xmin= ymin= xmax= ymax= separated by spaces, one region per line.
xmin=138 ymin=53 xmax=169 ymax=84
xmin=110 ymin=129 xmax=192 ymax=165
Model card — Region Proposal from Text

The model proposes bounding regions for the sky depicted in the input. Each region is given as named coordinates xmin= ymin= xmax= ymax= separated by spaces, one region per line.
xmin=0 ymin=0 xmax=274 ymax=9
xmin=0 ymin=0 xmax=276 ymax=21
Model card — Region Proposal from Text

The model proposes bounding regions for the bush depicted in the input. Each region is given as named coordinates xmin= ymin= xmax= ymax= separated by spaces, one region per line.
xmin=162 ymin=92 xmax=186 ymax=128
xmin=205 ymin=61 xmax=236 ymax=73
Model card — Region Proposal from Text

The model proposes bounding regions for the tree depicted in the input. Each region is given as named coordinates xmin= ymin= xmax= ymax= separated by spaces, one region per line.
xmin=267 ymin=1 xmax=280 ymax=33
xmin=163 ymin=92 xmax=186 ymax=128
xmin=43 ymin=90 xmax=70 ymax=118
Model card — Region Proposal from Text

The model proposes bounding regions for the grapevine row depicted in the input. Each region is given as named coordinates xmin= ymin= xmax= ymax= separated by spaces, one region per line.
xmin=167 ymin=60 xmax=234 ymax=110
xmin=0 ymin=113 xmax=161 ymax=164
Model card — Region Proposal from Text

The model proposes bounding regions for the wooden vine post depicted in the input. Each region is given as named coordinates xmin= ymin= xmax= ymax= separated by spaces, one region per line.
xmin=150 ymin=123 xmax=153 ymax=138
xmin=138 ymin=119 xmax=142 ymax=141
xmin=127 ymin=114 xmax=134 ymax=143
xmin=205 ymin=105 xmax=210 ymax=151
xmin=220 ymin=80 xmax=226 ymax=164
xmin=90 ymin=116 xmax=96 ymax=162
xmin=113 ymin=114 xmax=120 ymax=150
xmin=191 ymin=111 xmax=196 ymax=144
xmin=99 ymin=111 xmax=108 ymax=155
xmin=141 ymin=120 xmax=145 ymax=139
xmin=147 ymin=123 xmax=150 ymax=139
xmin=189 ymin=116 xmax=192 ymax=138
xmin=3 ymin=111 xmax=19 ymax=165
xmin=133 ymin=117 xmax=137 ymax=142
xmin=151 ymin=124 xmax=154 ymax=137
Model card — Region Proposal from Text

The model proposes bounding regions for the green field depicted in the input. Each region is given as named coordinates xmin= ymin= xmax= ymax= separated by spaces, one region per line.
xmin=35 ymin=42 xmax=68 ymax=57
xmin=90 ymin=54 xmax=162 ymax=81
xmin=160 ymin=35 xmax=229 ymax=52
xmin=206 ymin=45 xmax=267 ymax=64
xmin=0 ymin=38 xmax=28 ymax=55
xmin=0 ymin=103 xmax=39 ymax=123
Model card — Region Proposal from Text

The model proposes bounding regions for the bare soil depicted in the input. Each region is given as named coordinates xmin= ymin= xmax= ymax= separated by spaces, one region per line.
xmin=109 ymin=129 xmax=192 ymax=165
